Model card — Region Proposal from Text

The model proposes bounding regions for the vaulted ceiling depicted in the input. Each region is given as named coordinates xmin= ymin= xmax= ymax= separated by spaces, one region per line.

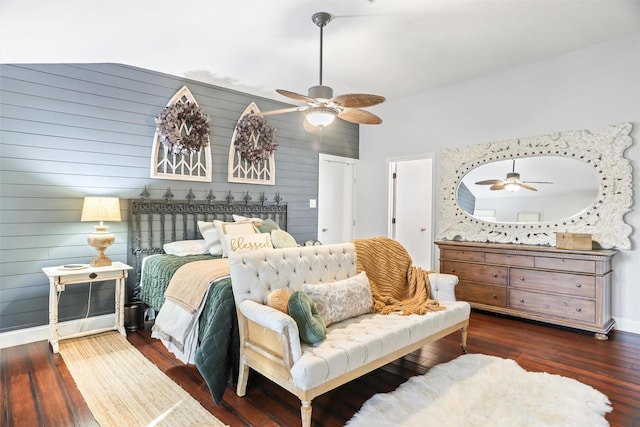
xmin=1 ymin=0 xmax=639 ymax=103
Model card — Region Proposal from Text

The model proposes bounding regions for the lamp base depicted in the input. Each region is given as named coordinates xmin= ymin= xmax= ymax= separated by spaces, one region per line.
xmin=87 ymin=226 xmax=115 ymax=267
xmin=90 ymin=254 xmax=113 ymax=267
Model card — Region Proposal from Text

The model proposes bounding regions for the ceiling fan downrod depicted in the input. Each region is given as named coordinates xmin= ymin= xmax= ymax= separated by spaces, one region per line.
xmin=312 ymin=12 xmax=332 ymax=88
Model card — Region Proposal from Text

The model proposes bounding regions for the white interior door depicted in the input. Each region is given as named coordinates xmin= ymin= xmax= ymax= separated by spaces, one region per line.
xmin=389 ymin=156 xmax=434 ymax=269
xmin=318 ymin=154 xmax=356 ymax=244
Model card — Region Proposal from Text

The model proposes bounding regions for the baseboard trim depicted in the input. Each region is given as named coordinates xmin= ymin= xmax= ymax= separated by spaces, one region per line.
xmin=0 ymin=314 xmax=116 ymax=349
xmin=613 ymin=316 xmax=640 ymax=335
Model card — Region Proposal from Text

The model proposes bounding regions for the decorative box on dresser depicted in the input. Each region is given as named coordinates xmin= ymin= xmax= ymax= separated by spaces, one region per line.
xmin=435 ymin=241 xmax=616 ymax=340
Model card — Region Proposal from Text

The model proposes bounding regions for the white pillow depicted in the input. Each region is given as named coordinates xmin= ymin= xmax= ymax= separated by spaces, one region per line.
xmin=271 ymin=229 xmax=298 ymax=248
xmin=227 ymin=233 xmax=273 ymax=255
xmin=214 ymin=220 xmax=259 ymax=257
xmin=197 ymin=221 xmax=223 ymax=256
xmin=232 ymin=214 xmax=264 ymax=224
xmin=163 ymin=240 xmax=208 ymax=256
xmin=302 ymin=271 xmax=373 ymax=326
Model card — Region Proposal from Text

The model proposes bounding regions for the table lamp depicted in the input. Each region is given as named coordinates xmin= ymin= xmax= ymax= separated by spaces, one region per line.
xmin=81 ymin=196 xmax=121 ymax=267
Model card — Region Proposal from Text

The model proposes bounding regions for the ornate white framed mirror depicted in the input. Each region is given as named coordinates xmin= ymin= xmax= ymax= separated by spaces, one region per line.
xmin=436 ymin=123 xmax=633 ymax=249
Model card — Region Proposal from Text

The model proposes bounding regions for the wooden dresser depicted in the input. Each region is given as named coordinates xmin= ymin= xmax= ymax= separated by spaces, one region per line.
xmin=435 ymin=241 xmax=616 ymax=339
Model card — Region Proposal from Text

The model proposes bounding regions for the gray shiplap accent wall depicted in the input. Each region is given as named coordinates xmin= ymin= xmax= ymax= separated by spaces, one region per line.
xmin=0 ymin=63 xmax=359 ymax=332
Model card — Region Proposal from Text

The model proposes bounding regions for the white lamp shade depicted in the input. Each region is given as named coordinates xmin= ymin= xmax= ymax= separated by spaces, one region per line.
xmin=504 ymin=182 xmax=521 ymax=192
xmin=81 ymin=197 xmax=121 ymax=222
xmin=305 ymin=106 xmax=338 ymax=127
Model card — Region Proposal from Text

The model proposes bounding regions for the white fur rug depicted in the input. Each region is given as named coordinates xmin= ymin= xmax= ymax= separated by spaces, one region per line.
xmin=347 ymin=354 xmax=611 ymax=427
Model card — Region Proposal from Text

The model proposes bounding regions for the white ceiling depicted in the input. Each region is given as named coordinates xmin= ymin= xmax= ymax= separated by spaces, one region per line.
xmin=1 ymin=0 xmax=639 ymax=103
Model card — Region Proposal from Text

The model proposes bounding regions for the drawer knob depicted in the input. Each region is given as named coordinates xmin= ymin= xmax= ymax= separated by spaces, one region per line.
xmin=492 ymin=273 xmax=498 ymax=278
xmin=519 ymin=277 xmax=525 ymax=281
xmin=576 ymin=307 xmax=582 ymax=312
xmin=576 ymin=283 xmax=582 ymax=288
xmin=451 ymin=269 xmax=456 ymax=273
xmin=89 ymin=273 xmax=98 ymax=279
xmin=519 ymin=298 xmax=525 ymax=303
xmin=492 ymin=294 xmax=497 ymax=299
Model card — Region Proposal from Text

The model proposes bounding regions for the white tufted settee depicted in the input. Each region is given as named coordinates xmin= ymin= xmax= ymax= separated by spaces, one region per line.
xmin=229 ymin=242 xmax=470 ymax=427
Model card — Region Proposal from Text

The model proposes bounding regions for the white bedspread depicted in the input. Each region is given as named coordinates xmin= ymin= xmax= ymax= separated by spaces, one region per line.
xmin=151 ymin=287 xmax=211 ymax=364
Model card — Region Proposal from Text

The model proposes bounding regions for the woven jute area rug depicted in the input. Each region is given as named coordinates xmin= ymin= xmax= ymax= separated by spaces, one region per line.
xmin=59 ymin=332 xmax=227 ymax=427
xmin=347 ymin=353 xmax=612 ymax=427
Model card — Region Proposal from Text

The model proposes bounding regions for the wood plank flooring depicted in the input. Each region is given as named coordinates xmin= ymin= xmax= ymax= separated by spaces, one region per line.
xmin=2 ymin=311 xmax=639 ymax=426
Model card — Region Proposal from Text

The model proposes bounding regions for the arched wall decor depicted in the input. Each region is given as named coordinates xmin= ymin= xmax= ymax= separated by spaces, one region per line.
xmin=436 ymin=123 xmax=633 ymax=249
xmin=228 ymin=102 xmax=276 ymax=185
xmin=150 ymin=86 xmax=212 ymax=182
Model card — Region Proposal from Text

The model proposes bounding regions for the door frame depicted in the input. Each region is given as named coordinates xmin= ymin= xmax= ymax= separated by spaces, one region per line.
xmin=318 ymin=153 xmax=357 ymax=243
xmin=386 ymin=153 xmax=437 ymax=267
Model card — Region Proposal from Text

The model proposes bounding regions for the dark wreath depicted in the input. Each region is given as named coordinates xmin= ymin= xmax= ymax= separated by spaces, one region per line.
xmin=155 ymin=102 xmax=210 ymax=155
xmin=233 ymin=113 xmax=278 ymax=163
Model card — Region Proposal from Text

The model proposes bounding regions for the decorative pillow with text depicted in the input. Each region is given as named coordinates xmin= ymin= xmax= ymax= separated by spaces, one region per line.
xmin=227 ymin=233 xmax=273 ymax=255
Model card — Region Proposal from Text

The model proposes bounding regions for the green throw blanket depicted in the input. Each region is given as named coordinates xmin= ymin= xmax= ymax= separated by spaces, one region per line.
xmin=195 ymin=277 xmax=239 ymax=405
xmin=140 ymin=254 xmax=215 ymax=312
xmin=141 ymin=254 xmax=239 ymax=405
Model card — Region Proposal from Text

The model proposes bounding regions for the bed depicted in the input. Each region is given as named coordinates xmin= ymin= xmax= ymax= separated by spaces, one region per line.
xmin=127 ymin=188 xmax=288 ymax=404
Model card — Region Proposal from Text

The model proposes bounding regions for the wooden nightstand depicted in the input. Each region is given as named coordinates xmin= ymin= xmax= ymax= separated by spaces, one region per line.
xmin=42 ymin=262 xmax=133 ymax=353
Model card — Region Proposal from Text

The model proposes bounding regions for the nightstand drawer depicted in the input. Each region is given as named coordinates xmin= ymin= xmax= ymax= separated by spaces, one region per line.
xmin=57 ymin=269 xmax=126 ymax=284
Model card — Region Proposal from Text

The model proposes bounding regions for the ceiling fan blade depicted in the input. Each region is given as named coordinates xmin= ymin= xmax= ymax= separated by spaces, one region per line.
xmin=253 ymin=107 xmax=305 ymax=117
xmin=276 ymin=89 xmax=316 ymax=104
xmin=490 ymin=183 xmax=506 ymax=190
xmin=338 ymin=108 xmax=383 ymax=125
xmin=331 ymin=93 xmax=386 ymax=108
xmin=475 ymin=179 xmax=502 ymax=185
xmin=522 ymin=180 xmax=554 ymax=184
xmin=520 ymin=183 xmax=538 ymax=191
xmin=303 ymin=119 xmax=319 ymax=133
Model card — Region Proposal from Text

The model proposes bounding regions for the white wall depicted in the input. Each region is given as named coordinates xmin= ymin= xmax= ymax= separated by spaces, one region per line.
xmin=357 ymin=34 xmax=640 ymax=333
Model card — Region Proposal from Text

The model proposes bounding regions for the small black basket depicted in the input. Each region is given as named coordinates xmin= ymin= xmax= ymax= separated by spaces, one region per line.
xmin=124 ymin=302 xmax=145 ymax=332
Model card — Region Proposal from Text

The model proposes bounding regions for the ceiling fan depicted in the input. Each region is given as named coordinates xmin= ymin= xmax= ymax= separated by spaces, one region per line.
xmin=256 ymin=12 xmax=385 ymax=132
xmin=475 ymin=159 xmax=553 ymax=192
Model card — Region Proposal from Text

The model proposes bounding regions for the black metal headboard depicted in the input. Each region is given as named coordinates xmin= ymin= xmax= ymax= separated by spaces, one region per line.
xmin=126 ymin=187 xmax=287 ymax=298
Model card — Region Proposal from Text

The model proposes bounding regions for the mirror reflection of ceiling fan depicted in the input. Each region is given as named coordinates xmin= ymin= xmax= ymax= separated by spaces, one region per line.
xmin=256 ymin=12 xmax=385 ymax=132
xmin=475 ymin=159 xmax=553 ymax=192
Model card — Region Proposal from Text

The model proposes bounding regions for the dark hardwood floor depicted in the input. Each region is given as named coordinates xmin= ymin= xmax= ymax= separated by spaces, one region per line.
xmin=2 ymin=311 xmax=640 ymax=426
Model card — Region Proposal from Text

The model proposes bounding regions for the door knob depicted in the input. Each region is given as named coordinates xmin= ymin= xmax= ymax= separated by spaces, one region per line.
xmin=322 ymin=228 xmax=328 ymax=232
xmin=420 ymin=228 xmax=426 ymax=232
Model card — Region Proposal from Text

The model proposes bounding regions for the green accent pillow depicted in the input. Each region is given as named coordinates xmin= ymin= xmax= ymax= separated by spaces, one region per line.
xmin=288 ymin=291 xmax=326 ymax=344
xmin=257 ymin=219 xmax=280 ymax=234
xmin=271 ymin=229 xmax=298 ymax=248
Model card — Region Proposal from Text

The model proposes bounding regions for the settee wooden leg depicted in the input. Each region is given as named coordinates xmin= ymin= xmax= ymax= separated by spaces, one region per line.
xmin=300 ymin=400 xmax=312 ymax=427
xmin=460 ymin=324 xmax=468 ymax=354
xmin=236 ymin=360 xmax=249 ymax=397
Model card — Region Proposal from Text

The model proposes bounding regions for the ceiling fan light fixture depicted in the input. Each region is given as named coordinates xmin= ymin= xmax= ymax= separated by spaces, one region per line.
xmin=504 ymin=181 xmax=521 ymax=192
xmin=305 ymin=106 xmax=339 ymax=127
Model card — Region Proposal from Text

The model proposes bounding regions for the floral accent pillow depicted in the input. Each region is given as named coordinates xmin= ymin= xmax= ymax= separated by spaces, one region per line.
xmin=302 ymin=271 xmax=373 ymax=326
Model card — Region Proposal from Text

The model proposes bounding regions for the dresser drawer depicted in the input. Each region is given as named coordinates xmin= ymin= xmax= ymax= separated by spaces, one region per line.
xmin=485 ymin=253 xmax=534 ymax=268
xmin=510 ymin=268 xmax=596 ymax=298
xmin=509 ymin=289 xmax=596 ymax=323
xmin=456 ymin=282 xmax=506 ymax=307
xmin=442 ymin=261 xmax=507 ymax=286
xmin=441 ymin=249 xmax=485 ymax=263
xmin=535 ymin=256 xmax=595 ymax=274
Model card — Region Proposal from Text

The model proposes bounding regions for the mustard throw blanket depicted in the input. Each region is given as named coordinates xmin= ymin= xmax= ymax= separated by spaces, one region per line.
xmin=354 ymin=236 xmax=444 ymax=315
xmin=164 ymin=258 xmax=231 ymax=313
